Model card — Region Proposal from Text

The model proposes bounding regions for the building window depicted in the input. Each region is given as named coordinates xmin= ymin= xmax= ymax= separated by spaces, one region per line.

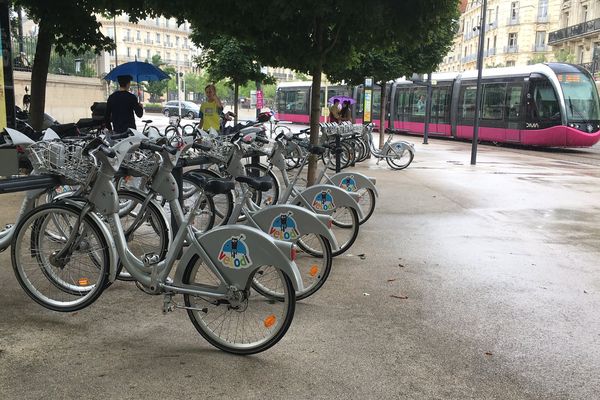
xmin=506 ymin=60 xmax=516 ymax=67
xmin=176 ymin=36 xmax=180 ymax=46
xmin=579 ymin=46 xmax=585 ymax=63
xmin=127 ymin=47 xmax=131 ymax=57
xmin=126 ymin=29 xmax=131 ymax=41
xmin=156 ymin=17 xmax=160 ymax=26
xmin=166 ymin=34 xmax=171 ymax=46
xmin=184 ymin=38 xmax=188 ymax=48
xmin=156 ymin=33 xmax=161 ymax=43
xmin=538 ymin=0 xmax=548 ymax=19
xmin=107 ymin=27 xmax=114 ymax=39
xmin=564 ymin=12 xmax=569 ymax=28
xmin=510 ymin=2 xmax=519 ymax=20
xmin=166 ymin=18 xmax=170 ymax=28
xmin=166 ymin=52 xmax=170 ymax=62
xmin=583 ymin=5 xmax=588 ymax=23
xmin=146 ymin=49 xmax=151 ymax=60
xmin=535 ymin=31 xmax=546 ymax=48
xmin=508 ymin=33 xmax=518 ymax=49
xmin=137 ymin=48 xmax=141 ymax=58
xmin=136 ymin=30 xmax=141 ymax=40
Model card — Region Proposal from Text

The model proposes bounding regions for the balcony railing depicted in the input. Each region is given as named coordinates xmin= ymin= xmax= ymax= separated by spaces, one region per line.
xmin=532 ymin=44 xmax=549 ymax=52
xmin=504 ymin=45 xmax=519 ymax=53
xmin=485 ymin=48 xmax=497 ymax=57
xmin=122 ymin=36 xmax=133 ymax=42
xmin=537 ymin=14 xmax=549 ymax=23
xmin=549 ymin=18 xmax=600 ymax=44
xmin=508 ymin=16 xmax=519 ymax=26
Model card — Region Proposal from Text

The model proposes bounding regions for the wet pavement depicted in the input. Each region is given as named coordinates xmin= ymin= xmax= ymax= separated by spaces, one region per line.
xmin=0 ymin=138 xmax=599 ymax=399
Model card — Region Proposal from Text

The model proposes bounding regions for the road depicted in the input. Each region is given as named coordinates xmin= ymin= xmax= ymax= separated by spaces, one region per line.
xmin=1 ymin=135 xmax=599 ymax=399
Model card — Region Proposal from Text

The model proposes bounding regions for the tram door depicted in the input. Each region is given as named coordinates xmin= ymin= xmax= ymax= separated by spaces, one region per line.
xmin=525 ymin=76 xmax=561 ymax=130
xmin=505 ymin=83 xmax=524 ymax=142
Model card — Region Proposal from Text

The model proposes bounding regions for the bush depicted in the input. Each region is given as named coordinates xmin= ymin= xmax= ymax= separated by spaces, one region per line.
xmin=144 ymin=103 xmax=163 ymax=113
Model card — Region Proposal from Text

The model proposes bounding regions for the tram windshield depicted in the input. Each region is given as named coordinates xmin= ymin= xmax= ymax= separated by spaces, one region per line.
xmin=557 ymin=72 xmax=600 ymax=121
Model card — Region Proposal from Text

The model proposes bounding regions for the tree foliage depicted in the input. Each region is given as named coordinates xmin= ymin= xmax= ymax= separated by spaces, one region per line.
xmin=12 ymin=0 xmax=155 ymax=129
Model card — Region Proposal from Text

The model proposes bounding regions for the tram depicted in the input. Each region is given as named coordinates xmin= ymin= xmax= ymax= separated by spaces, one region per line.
xmin=275 ymin=63 xmax=600 ymax=147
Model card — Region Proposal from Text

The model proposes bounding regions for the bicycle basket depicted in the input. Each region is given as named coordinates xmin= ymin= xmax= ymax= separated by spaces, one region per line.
xmin=121 ymin=149 xmax=159 ymax=177
xmin=26 ymin=141 xmax=95 ymax=185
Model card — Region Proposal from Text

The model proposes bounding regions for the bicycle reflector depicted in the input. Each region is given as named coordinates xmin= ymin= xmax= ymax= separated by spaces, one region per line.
xmin=78 ymin=278 xmax=90 ymax=286
xmin=309 ymin=265 xmax=319 ymax=277
xmin=263 ymin=314 xmax=277 ymax=328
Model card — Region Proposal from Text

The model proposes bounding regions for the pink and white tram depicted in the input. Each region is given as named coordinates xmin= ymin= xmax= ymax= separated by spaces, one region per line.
xmin=275 ymin=63 xmax=600 ymax=147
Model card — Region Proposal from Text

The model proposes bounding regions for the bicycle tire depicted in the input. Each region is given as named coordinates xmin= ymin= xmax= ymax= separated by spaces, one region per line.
xmin=116 ymin=190 xmax=171 ymax=281
xmin=183 ymin=255 xmax=295 ymax=355
xmin=11 ymin=202 xmax=110 ymax=312
xmin=385 ymin=144 xmax=414 ymax=170
xmin=356 ymin=188 xmax=376 ymax=225
xmin=254 ymin=234 xmax=332 ymax=300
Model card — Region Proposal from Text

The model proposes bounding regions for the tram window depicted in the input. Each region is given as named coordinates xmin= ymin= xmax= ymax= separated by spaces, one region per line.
xmin=436 ymin=88 xmax=450 ymax=121
xmin=482 ymin=83 xmax=506 ymax=120
xmin=460 ymin=86 xmax=477 ymax=119
xmin=281 ymin=88 xmax=309 ymax=114
xmin=411 ymin=87 xmax=427 ymax=115
xmin=506 ymin=85 xmax=522 ymax=119
xmin=530 ymin=80 xmax=559 ymax=120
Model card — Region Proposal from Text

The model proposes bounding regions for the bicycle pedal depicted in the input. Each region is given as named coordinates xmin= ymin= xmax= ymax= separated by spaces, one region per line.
xmin=143 ymin=252 xmax=160 ymax=266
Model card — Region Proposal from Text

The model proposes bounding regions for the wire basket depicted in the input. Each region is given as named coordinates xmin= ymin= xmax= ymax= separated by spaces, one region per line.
xmin=122 ymin=149 xmax=159 ymax=177
xmin=26 ymin=141 xmax=95 ymax=185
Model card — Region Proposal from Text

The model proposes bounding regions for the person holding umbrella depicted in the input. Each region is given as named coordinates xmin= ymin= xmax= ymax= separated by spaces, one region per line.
xmin=104 ymin=74 xmax=143 ymax=133
xmin=340 ymin=100 xmax=352 ymax=122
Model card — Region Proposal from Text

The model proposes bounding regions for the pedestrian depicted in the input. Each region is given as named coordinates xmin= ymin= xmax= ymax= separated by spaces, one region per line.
xmin=200 ymin=84 xmax=224 ymax=131
xmin=104 ymin=74 xmax=143 ymax=133
xmin=329 ymin=98 xmax=341 ymax=123
xmin=340 ymin=100 xmax=352 ymax=122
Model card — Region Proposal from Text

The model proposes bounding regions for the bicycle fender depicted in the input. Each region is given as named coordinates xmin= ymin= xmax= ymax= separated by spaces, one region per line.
xmin=174 ymin=225 xmax=303 ymax=291
xmin=327 ymin=172 xmax=379 ymax=198
xmin=292 ymin=184 xmax=365 ymax=220
xmin=250 ymin=204 xmax=339 ymax=251
xmin=57 ymin=199 xmax=119 ymax=283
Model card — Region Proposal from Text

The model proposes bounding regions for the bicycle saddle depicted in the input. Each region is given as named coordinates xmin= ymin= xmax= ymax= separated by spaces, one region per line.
xmin=235 ymin=176 xmax=273 ymax=192
xmin=142 ymin=119 xmax=153 ymax=123
xmin=187 ymin=172 xmax=234 ymax=195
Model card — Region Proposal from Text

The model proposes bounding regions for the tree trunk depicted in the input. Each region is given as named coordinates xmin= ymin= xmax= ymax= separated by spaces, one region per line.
xmin=29 ymin=20 xmax=52 ymax=131
xmin=307 ymin=66 xmax=322 ymax=186
xmin=378 ymin=82 xmax=387 ymax=149
xmin=233 ymin=82 xmax=239 ymax=125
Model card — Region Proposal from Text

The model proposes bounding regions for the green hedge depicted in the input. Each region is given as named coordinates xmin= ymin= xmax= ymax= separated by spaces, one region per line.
xmin=144 ymin=103 xmax=163 ymax=113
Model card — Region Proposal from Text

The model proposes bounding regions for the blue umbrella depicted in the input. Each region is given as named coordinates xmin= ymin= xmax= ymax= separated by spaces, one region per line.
xmin=104 ymin=61 xmax=171 ymax=83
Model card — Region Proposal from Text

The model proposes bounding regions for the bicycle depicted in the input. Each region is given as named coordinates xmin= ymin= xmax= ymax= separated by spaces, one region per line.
xmin=362 ymin=124 xmax=415 ymax=170
xmin=12 ymin=131 xmax=302 ymax=354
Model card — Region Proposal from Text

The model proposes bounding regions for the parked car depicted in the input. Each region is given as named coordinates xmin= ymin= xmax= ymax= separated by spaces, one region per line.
xmin=162 ymin=101 xmax=200 ymax=119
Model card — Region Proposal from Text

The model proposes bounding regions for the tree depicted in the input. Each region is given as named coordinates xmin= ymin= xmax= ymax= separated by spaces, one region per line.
xmin=191 ymin=33 xmax=275 ymax=123
xmin=142 ymin=54 xmax=170 ymax=102
xmin=12 ymin=0 xmax=151 ymax=130
xmin=555 ymin=49 xmax=575 ymax=63
xmin=181 ymin=0 xmax=460 ymax=183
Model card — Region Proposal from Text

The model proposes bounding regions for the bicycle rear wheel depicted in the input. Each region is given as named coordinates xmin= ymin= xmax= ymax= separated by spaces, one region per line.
xmin=385 ymin=144 xmax=414 ymax=170
xmin=183 ymin=255 xmax=295 ymax=355
xmin=11 ymin=203 xmax=110 ymax=312
xmin=254 ymin=234 xmax=332 ymax=300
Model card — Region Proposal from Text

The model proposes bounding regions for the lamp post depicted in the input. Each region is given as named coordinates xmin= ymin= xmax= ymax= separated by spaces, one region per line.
xmin=470 ymin=0 xmax=487 ymax=165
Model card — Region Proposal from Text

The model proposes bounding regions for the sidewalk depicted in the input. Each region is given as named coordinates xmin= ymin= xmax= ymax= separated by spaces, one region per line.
xmin=0 ymin=139 xmax=599 ymax=399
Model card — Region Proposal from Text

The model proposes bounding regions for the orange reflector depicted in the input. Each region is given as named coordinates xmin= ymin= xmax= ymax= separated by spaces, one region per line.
xmin=265 ymin=196 xmax=273 ymax=205
xmin=263 ymin=314 xmax=277 ymax=328
xmin=327 ymin=219 xmax=333 ymax=229
xmin=78 ymin=278 xmax=90 ymax=286
xmin=290 ymin=245 xmax=297 ymax=261
xmin=124 ymin=175 xmax=132 ymax=183
xmin=309 ymin=265 xmax=319 ymax=277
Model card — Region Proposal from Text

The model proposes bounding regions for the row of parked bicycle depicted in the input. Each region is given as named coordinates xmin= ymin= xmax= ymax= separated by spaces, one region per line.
xmin=0 ymin=114 xmax=414 ymax=355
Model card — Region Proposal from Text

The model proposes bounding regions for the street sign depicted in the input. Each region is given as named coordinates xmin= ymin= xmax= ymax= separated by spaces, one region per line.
xmin=363 ymin=76 xmax=373 ymax=124
xmin=256 ymin=89 xmax=263 ymax=109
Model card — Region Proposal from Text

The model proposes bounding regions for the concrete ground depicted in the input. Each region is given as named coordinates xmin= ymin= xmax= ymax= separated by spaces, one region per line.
xmin=0 ymin=138 xmax=599 ymax=399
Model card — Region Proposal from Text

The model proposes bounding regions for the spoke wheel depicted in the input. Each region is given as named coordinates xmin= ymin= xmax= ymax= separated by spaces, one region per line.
xmin=183 ymin=256 xmax=295 ymax=355
xmin=385 ymin=144 xmax=414 ymax=170
xmin=11 ymin=203 xmax=110 ymax=312
xmin=255 ymin=234 xmax=332 ymax=300
xmin=356 ymin=188 xmax=376 ymax=225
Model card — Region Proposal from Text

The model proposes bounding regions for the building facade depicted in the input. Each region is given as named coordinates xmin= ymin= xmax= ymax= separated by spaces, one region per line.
xmin=548 ymin=0 xmax=600 ymax=75
xmin=439 ymin=0 xmax=562 ymax=72
xmin=96 ymin=14 xmax=201 ymax=76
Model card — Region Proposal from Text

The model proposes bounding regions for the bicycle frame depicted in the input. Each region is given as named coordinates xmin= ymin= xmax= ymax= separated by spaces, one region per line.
xmin=78 ymin=133 xmax=303 ymax=296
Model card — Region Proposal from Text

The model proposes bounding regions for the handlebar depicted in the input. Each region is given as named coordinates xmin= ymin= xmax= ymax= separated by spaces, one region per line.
xmin=139 ymin=140 xmax=178 ymax=155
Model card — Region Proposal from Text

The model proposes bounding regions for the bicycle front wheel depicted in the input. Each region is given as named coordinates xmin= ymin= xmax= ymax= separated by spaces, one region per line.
xmin=356 ymin=188 xmax=376 ymax=225
xmin=11 ymin=203 xmax=110 ymax=312
xmin=183 ymin=255 xmax=295 ymax=355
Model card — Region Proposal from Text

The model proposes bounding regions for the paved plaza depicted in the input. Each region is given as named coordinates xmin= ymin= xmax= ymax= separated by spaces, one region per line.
xmin=1 ymin=138 xmax=599 ymax=399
